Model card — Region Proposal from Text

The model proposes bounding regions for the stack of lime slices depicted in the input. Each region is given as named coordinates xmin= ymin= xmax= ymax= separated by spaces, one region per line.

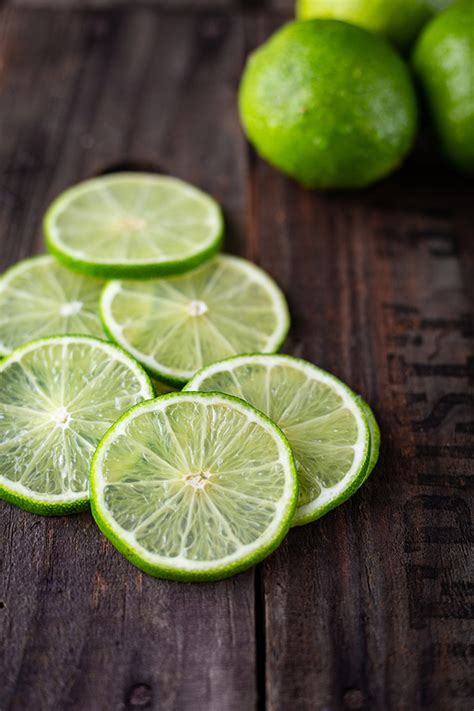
xmin=0 ymin=172 xmax=380 ymax=581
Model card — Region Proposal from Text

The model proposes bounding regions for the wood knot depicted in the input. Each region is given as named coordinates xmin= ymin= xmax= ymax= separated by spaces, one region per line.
xmin=343 ymin=688 xmax=366 ymax=710
xmin=126 ymin=683 xmax=152 ymax=708
xmin=198 ymin=14 xmax=229 ymax=49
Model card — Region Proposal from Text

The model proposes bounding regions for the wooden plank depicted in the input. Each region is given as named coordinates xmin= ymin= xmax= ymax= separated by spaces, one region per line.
xmin=6 ymin=1 xmax=292 ymax=12
xmin=0 ymin=8 xmax=256 ymax=711
xmin=243 ymin=14 xmax=474 ymax=711
xmin=1 ymin=5 xmax=473 ymax=711
xmin=266 ymin=0 xmax=293 ymax=10
xmin=7 ymin=0 xmax=236 ymax=9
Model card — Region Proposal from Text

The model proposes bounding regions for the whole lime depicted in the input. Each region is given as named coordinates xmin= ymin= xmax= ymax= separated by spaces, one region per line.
xmin=413 ymin=0 xmax=474 ymax=174
xmin=238 ymin=20 xmax=418 ymax=189
xmin=296 ymin=0 xmax=454 ymax=49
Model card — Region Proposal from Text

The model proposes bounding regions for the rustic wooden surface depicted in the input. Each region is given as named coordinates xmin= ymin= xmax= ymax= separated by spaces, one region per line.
xmin=0 ymin=3 xmax=472 ymax=711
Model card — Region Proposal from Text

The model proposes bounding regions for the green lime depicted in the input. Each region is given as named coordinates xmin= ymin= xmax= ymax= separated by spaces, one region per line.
xmin=44 ymin=173 xmax=224 ymax=279
xmin=0 ymin=255 xmax=105 ymax=356
xmin=296 ymin=0 xmax=453 ymax=49
xmin=0 ymin=336 xmax=153 ymax=515
xmin=90 ymin=391 xmax=298 ymax=581
xmin=100 ymin=255 xmax=290 ymax=387
xmin=186 ymin=354 xmax=371 ymax=526
xmin=239 ymin=19 xmax=417 ymax=189
xmin=413 ymin=0 xmax=474 ymax=174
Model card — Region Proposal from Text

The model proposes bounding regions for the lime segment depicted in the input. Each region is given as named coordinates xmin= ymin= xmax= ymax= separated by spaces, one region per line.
xmin=44 ymin=173 xmax=224 ymax=278
xmin=0 ymin=336 xmax=153 ymax=515
xmin=91 ymin=391 xmax=298 ymax=581
xmin=186 ymin=354 xmax=371 ymax=525
xmin=0 ymin=255 xmax=104 ymax=356
xmin=100 ymin=255 xmax=290 ymax=386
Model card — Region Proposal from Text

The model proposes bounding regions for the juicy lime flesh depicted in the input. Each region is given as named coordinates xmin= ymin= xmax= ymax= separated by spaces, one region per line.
xmin=93 ymin=396 xmax=295 ymax=567
xmin=0 ymin=256 xmax=104 ymax=355
xmin=46 ymin=174 xmax=223 ymax=268
xmin=187 ymin=358 xmax=368 ymax=519
xmin=0 ymin=338 xmax=152 ymax=506
xmin=102 ymin=255 xmax=289 ymax=384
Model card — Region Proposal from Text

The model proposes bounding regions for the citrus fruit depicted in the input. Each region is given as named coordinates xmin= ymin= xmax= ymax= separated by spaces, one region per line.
xmin=413 ymin=0 xmax=474 ymax=174
xmin=100 ymin=254 xmax=290 ymax=386
xmin=238 ymin=19 xmax=418 ymax=189
xmin=44 ymin=173 xmax=224 ymax=278
xmin=90 ymin=391 xmax=298 ymax=581
xmin=0 ymin=336 xmax=153 ymax=515
xmin=0 ymin=255 xmax=104 ymax=356
xmin=296 ymin=0 xmax=453 ymax=49
xmin=186 ymin=354 xmax=371 ymax=525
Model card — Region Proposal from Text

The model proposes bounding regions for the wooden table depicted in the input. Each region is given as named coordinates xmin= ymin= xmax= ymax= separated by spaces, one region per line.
xmin=0 ymin=2 xmax=472 ymax=710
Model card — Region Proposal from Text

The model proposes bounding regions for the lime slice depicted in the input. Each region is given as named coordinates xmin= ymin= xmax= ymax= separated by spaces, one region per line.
xmin=44 ymin=173 xmax=224 ymax=279
xmin=186 ymin=354 xmax=371 ymax=526
xmin=0 ymin=336 xmax=153 ymax=515
xmin=358 ymin=398 xmax=381 ymax=480
xmin=100 ymin=255 xmax=290 ymax=386
xmin=0 ymin=255 xmax=105 ymax=356
xmin=91 ymin=391 xmax=298 ymax=581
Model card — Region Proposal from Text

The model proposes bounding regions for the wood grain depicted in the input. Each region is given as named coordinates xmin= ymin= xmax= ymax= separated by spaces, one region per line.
xmin=7 ymin=1 xmax=235 ymax=8
xmin=244 ymin=21 xmax=473 ymax=711
xmin=0 ymin=5 xmax=473 ymax=711
xmin=0 ymin=8 xmax=256 ymax=711
xmin=6 ymin=0 xmax=293 ymax=12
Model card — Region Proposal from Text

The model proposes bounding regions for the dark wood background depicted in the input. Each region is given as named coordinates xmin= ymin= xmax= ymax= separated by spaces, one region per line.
xmin=0 ymin=1 xmax=472 ymax=710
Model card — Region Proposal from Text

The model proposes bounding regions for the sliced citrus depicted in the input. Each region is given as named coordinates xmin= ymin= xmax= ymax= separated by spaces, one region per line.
xmin=91 ymin=391 xmax=298 ymax=581
xmin=186 ymin=354 xmax=371 ymax=525
xmin=0 ymin=255 xmax=104 ymax=356
xmin=0 ymin=336 xmax=153 ymax=515
xmin=44 ymin=173 xmax=224 ymax=278
xmin=100 ymin=254 xmax=290 ymax=386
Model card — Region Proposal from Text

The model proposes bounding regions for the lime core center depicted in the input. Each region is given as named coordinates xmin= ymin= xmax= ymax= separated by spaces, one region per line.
xmin=121 ymin=217 xmax=146 ymax=231
xmin=60 ymin=301 xmax=83 ymax=317
xmin=187 ymin=300 xmax=208 ymax=317
xmin=185 ymin=471 xmax=213 ymax=490
xmin=52 ymin=406 xmax=71 ymax=428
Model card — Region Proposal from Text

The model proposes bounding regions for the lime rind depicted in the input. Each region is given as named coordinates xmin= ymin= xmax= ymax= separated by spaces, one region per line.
xmin=0 ymin=476 xmax=89 ymax=516
xmin=357 ymin=398 xmax=381 ymax=481
xmin=100 ymin=255 xmax=290 ymax=387
xmin=44 ymin=173 xmax=224 ymax=279
xmin=90 ymin=391 xmax=298 ymax=581
xmin=186 ymin=353 xmax=371 ymax=526
xmin=0 ymin=254 xmax=105 ymax=356
xmin=294 ymin=381 xmax=370 ymax=526
xmin=0 ymin=334 xmax=154 ymax=515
